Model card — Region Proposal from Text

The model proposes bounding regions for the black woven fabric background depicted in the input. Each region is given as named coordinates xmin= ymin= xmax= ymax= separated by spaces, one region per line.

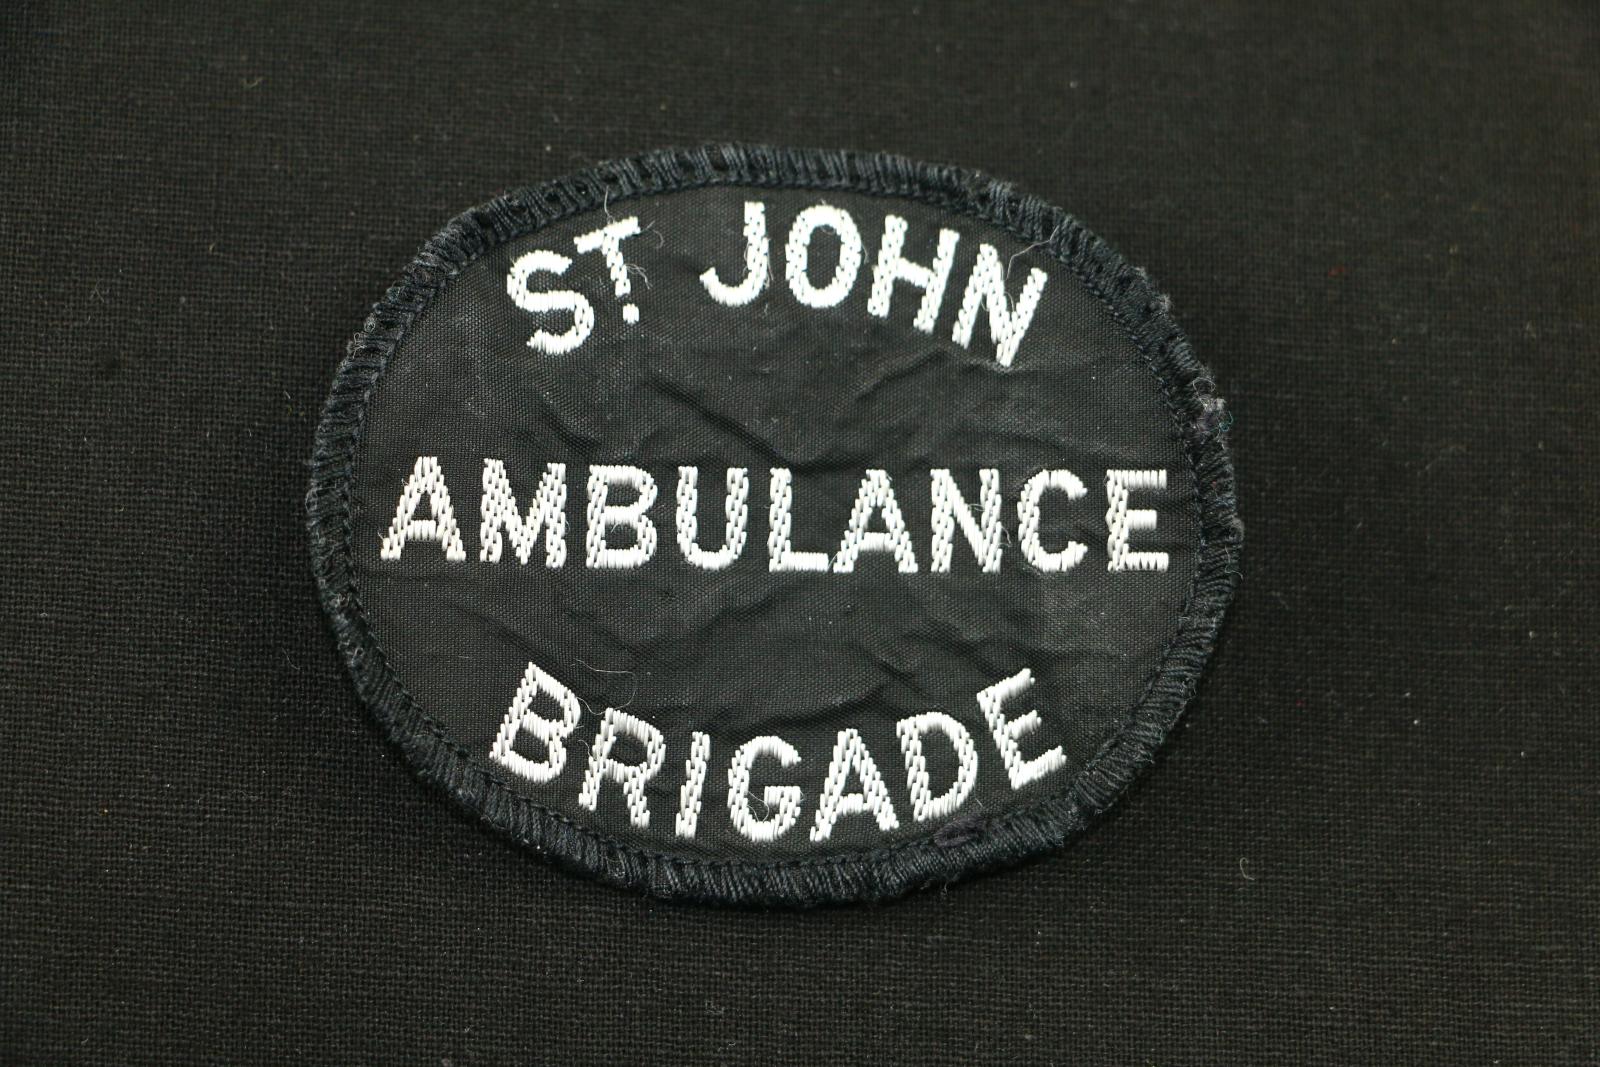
xmin=3 ymin=2 xmax=1595 ymax=1062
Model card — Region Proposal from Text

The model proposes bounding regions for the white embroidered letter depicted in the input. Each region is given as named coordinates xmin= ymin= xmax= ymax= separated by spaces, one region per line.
xmin=833 ymin=469 xmax=918 ymax=573
xmin=489 ymin=661 xmax=584 ymax=784
xmin=479 ymin=459 xmax=566 ymax=566
xmin=1106 ymin=469 xmax=1170 ymax=572
xmin=674 ymin=732 xmax=712 ymax=839
xmin=977 ymin=668 xmax=1066 ymax=790
xmin=727 ymin=736 xmax=804 ymax=843
xmin=700 ymin=201 xmax=770 ymax=307
xmin=577 ymin=707 xmax=666 ymax=829
xmin=784 ymin=204 xmax=863 ymax=308
xmin=951 ymin=244 xmax=1048 ymax=367
xmin=811 ymin=728 xmax=900 ymax=841
xmin=507 ymin=250 xmax=595 ymax=354
xmin=380 ymin=456 xmax=467 ymax=561
xmin=573 ymin=216 xmax=644 ymax=323
xmin=930 ymin=468 xmax=1002 ymax=573
xmin=868 ymin=214 xmax=959 ymax=332
xmin=585 ymin=465 xmax=658 ymax=569
xmin=766 ymin=468 xmax=830 ymax=572
xmin=675 ymin=466 xmax=749 ymax=570
xmin=896 ymin=712 xmax=979 ymax=822
xmin=1017 ymin=469 xmax=1088 ymax=572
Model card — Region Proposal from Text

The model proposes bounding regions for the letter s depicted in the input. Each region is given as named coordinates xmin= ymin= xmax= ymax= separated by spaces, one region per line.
xmin=507 ymin=250 xmax=595 ymax=354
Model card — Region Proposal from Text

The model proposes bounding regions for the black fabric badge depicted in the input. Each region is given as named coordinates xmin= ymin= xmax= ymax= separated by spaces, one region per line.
xmin=307 ymin=146 xmax=1241 ymax=905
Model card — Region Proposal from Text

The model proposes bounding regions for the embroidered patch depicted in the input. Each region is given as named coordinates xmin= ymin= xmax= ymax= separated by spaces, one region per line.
xmin=307 ymin=146 xmax=1241 ymax=905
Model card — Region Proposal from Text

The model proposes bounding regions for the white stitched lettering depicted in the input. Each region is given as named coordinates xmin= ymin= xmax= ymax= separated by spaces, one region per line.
xmin=727 ymin=736 xmax=804 ymax=843
xmin=951 ymin=243 xmax=1048 ymax=367
xmin=573 ymin=216 xmax=644 ymax=323
xmin=506 ymin=250 xmax=594 ymax=354
xmin=810 ymin=728 xmax=900 ymax=842
xmin=380 ymin=456 xmax=467 ymax=561
xmin=930 ymin=468 xmax=1002 ymax=572
xmin=674 ymin=731 xmax=712 ymax=839
xmin=577 ymin=707 xmax=666 ymax=829
xmin=833 ymin=469 xmax=918 ymax=573
xmin=896 ymin=712 xmax=979 ymax=822
xmin=977 ymin=668 xmax=1066 ymax=789
xmin=1106 ymin=469 xmax=1169 ymax=572
xmin=382 ymin=464 xmax=1165 ymax=579
xmin=766 ymin=467 xmax=830 ymax=572
xmin=1017 ymin=469 xmax=1088 ymax=572
xmin=676 ymin=466 xmax=749 ymax=570
xmin=585 ymin=465 xmax=658 ymax=570
xmin=489 ymin=661 xmax=584 ymax=783
xmin=868 ymin=214 xmax=960 ymax=332
xmin=784 ymin=205 xmax=863 ymax=308
xmin=480 ymin=459 xmax=566 ymax=566
xmin=700 ymin=201 xmax=770 ymax=306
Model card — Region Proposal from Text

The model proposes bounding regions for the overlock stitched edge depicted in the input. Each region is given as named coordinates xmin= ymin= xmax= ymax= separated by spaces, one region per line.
xmin=305 ymin=144 xmax=1244 ymax=907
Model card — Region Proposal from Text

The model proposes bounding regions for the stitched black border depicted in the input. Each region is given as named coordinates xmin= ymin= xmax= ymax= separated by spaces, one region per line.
xmin=306 ymin=145 xmax=1243 ymax=906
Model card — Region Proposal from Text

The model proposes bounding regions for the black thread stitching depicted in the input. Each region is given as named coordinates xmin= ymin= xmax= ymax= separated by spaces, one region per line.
xmin=305 ymin=144 xmax=1243 ymax=906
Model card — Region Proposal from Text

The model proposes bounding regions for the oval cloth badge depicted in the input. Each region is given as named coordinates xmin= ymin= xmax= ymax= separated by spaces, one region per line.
xmin=307 ymin=146 xmax=1241 ymax=905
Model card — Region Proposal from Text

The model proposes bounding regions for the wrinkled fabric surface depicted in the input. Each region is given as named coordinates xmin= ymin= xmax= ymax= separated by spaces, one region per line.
xmin=2 ymin=0 xmax=1595 ymax=1062
xmin=352 ymin=183 xmax=1200 ymax=860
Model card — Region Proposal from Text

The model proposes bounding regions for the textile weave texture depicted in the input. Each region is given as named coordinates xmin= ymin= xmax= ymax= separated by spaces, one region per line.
xmin=2 ymin=1 xmax=1595 ymax=1062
